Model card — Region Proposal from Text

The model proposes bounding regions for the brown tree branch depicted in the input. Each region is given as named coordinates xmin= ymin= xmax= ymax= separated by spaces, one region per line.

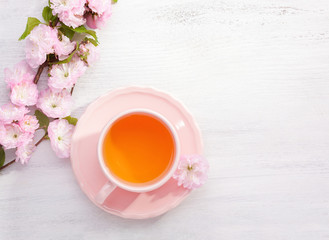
xmin=0 ymin=133 xmax=48 ymax=171
xmin=70 ymin=84 xmax=75 ymax=95
xmin=33 ymin=61 xmax=48 ymax=84
xmin=0 ymin=159 xmax=15 ymax=171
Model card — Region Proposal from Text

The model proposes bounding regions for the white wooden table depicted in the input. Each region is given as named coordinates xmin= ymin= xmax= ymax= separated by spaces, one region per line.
xmin=1 ymin=0 xmax=329 ymax=239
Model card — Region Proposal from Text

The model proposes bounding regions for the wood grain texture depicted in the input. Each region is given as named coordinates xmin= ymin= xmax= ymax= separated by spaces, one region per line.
xmin=1 ymin=0 xmax=329 ymax=239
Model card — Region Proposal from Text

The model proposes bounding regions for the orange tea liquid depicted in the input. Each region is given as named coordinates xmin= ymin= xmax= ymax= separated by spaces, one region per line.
xmin=102 ymin=113 xmax=175 ymax=184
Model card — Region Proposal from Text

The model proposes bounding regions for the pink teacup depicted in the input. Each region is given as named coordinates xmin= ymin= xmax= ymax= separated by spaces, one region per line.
xmin=95 ymin=108 xmax=181 ymax=204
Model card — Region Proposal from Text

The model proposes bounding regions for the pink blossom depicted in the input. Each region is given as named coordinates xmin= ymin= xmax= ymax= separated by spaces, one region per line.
xmin=173 ymin=155 xmax=209 ymax=190
xmin=25 ymin=24 xmax=58 ymax=68
xmin=50 ymin=0 xmax=86 ymax=28
xmin=78 ymin=42 xmax=100 ymax=66
xmin=0 ymin=103 xmax=29 ymax=124
xmin=25 ymin=38 xmax=47 ymax=68
xmin=37 ymin=88 xmax=73 ymax=118
xmin=48 ymin=56 xmax=87 ymax=91
xmin=54 ymin=35 xmax=76 ymax=60
xmin=4 ymin=60 xmax=35 ymax=88
xmin=19 ymin=115 xmax=39 ymax=133
xmin=15 ymin=139 xmax=36 ymax=164
xmin=26 ymin=24 xmax=77 ymax=67
xmin=48 ymin=119 xmax=74 ymax=158
xmin=59 ymin=11 xmax=86 ymax=29
xmin=87 ymin=0 xmax=110 ymax=15
xmin=10 ymin=81 xmax=38 ymax=106
xmin=86 ymin=1 xmax=112 ymax=29
xmin=0 ymin=123 xmax=32 ymax=150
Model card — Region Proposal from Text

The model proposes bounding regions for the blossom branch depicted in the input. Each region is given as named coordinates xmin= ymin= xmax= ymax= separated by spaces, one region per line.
xmin=49 ymin=18 xmax=59 ymax=28
xmin=0 ymin=0 xmax=111 ymax=171
xmin=35 ymin=133 xmax=48 ymax=146
xmin=0 ymin=159 xmax=15 ymax=171
xmin=0 ymin=133 xmax=47 ymax=171
xmin=70 ymin=84 xmax=75 ymax=95
xmin=33 ymin=61 xmax=48 ymax=84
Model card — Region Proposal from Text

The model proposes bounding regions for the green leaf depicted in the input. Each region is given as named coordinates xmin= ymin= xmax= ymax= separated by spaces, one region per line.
xmin=64 ymin=116 xmax=78 ymax=126
xmin=48 ymin=0 xmax=51 ymax=7
xmin=112 ymin=0 xmax=118 ymax=3
xmin=84 ymin=37 xmax=98 ymax=46
xmin=53 ymin=42 xmax=80 ymax=64
xmin=42 ymin=6 xmax=57 ymax=23
xmin=0 ymin=146 xmax=5 ymax=168
xmin=59 ymin=26 xmax=75 ymax=40
xmin=59 ymin=24 xmax=98 ymax=42
xmin=35 ymin=110 xmax=50 ymax=129
xmin=71 ymin=25 xmax=98 ymax=43
xmin=19 ymin=17 xmax=42 ymax=40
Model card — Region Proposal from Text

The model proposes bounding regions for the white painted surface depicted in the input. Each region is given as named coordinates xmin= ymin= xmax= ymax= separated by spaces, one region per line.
xmin=1 ymin=0 xmax=329 ymax=239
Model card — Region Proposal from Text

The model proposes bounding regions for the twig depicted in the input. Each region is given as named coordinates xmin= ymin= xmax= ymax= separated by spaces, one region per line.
xmin=70 ymin=84 xmax=75 ymax=95
xmin=35 ymin=134 xmax=47 ymax=146
xmin=0 ymin=159 xmax=15 ymax=171
xmin=0 ymin=133 xmax=48 ymax=171
xmin=33 ymin=61 xmax=48 ymax=84
xmin=50 ymin=18 xmax=59 ymax=28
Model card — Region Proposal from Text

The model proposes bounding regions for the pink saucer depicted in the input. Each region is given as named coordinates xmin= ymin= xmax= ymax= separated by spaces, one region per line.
xmin=70 ymin=87 xmax=203 ymax=219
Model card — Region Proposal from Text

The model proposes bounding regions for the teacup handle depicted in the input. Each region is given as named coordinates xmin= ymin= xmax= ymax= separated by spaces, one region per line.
xmin=95 ymin=181 xmax=117 ymax=205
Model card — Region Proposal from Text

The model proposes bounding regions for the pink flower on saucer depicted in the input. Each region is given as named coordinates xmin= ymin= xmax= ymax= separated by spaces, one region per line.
xmin=173 ymin=155 xmax=209 ymax=190
xmin=48 ymin=119 xmax=74 ymax=158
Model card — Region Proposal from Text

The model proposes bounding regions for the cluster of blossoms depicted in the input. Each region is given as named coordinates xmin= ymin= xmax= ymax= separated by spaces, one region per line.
xmin=51 ymin=0 xmax=112 ymax=29
xmin=0 ymin=0 xmax=111 ymax=167
xmin=26 ymin=24 xmax=75 ymax=68
xmin=0 ymin=103 xmax=37 ymax=164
